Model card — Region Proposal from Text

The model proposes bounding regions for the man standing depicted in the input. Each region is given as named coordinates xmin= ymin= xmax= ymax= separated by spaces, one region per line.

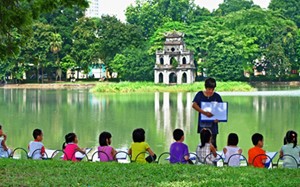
xmin=192 ymin=77 xmax=223 ymax=148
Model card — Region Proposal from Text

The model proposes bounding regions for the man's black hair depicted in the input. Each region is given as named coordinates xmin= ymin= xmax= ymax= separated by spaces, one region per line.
xmin=204 ymin=77 xmax=216 ymax=88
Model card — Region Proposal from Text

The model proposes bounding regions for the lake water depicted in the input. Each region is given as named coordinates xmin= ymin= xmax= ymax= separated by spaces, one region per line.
xmin=1 ymin=87 xmax=299 ymax=158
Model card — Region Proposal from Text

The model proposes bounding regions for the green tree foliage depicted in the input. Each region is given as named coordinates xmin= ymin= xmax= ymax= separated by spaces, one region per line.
xmin=111 ymin=47 xmax=154 ymax=81
xmin=202 ymin=30 xmax=258 ymax=81
xmin=149 ymin=8 xmax=298 ymax=81
xmin=60 ymin=55 xmax=77 ymax=72
xmin=125 ymin=0 xmax=210 ymax=38
xmin=296 ymin=30 xmax=300 ymax=71
xmin=265 ymin=39 xmax=290 ymax=81
xmin=149 ymin=18 xmax=258 ymax=80
xmin=223 ymin=8 xmax=298 ymax=80
xmin=1 ymin=0 xmax=300 ymax=82
xmin=17 ymin=22 xmax=55 ymax=83
xmin=0 ymin=0 xmax=88 ymax=61
xmin=50 ymin=33 xmax=63 ymax=81
xmin=269 ymin=0 xmax=300 ymax=27
xmin=71 ymin=17 xmax=100 ymax=73
xmin=96 ymin=16 xmax=144 ymax=69
xmin=40 ymin=6 xmax=86 ymax=57
xmin=149 ymin=22 xmax=190 ymax=54
xmin=214 ymin=0 xmax=256 ymax=16
xmin=50 ymin=33 xmax=63 ymax=59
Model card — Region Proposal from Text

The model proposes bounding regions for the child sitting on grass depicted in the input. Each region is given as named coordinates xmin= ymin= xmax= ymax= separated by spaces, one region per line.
xmin=98 ymin=131 xmax=117 ymax=162
xmin=0 ymin=125 xmax=10 ymax=158
xmin=62 ymin=132 xmax=86 ymax=161
xmin=128 ymin=128 xmax=156 ymax=163
xmin=280 ymin=130 xmax=300 ymax=168
xmin=248 ymin=133 xmax=267 ymax=168
xmin=196 ymin=128 xmax=217 ymax=164
xmin=223 ymin=133 xmax=242 ymax=167
xmin=169 ymin=128 xmax=193 ymax=164
xmin=28 ymin=129 xmax=45 ymax=159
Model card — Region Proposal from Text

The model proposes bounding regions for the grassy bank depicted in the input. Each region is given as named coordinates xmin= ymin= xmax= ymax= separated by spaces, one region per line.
xmin=0 ymin=159 xmax=298 ymax=186
xmin=90 ymin=81 xmax=254 ymax=93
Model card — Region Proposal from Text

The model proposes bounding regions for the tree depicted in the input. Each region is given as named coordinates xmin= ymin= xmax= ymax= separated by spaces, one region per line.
xmin=148 ymin=21 xmax=198 ymax=55
xmin=125 ymin=0 xmax=210 ymax=38
xmin=71 ymin=17 xmax=100 ymax=74
xmin=0 ymin=0 xmax=88 ymax=61
xmin=18 ymin=22 xmax=55 ymax=83
xmin=269 ymin=0 xmax=300 ymax=27
xmin=50 ymin=33 xmax=63 ymax=81
xmin=223 ymin=8 xmax=298 ymax=80
xmin=148 ymin=18 xmax=259 ymax=80
xmin=96 ymin=16 xmax=144 ymax=70
xmin=295 ymin=30 xmax=300 ymax=72
xmin=40 ymin=5 xmax=86 ymax=58
xmin=214 ymin=0 xmax=256 ymax=16
xmin=265 ymin=39 xmax=290 ymax=81
xmin=111 ymin=46 xmax=154 ymax=81
xmin=202 ymin=31 xmax=259 ymax=81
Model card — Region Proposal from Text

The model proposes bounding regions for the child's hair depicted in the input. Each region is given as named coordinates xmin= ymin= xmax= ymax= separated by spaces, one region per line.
xmin=205 ymin=78 xmax=216 ymax=89
xmin=173 ymin=129 xmax=184 ymax=141
xmin=285 ymin=130 xmax=298 ymax=148
xmin=251 ymin=133 xmax=263 ymax=146
xmin=0 ymin=125 xmax=2 ymax=129
xmin=99 ymin=131 xmax=112 ymax=146
xmin=33 ymin=129 xmax=42 ymax=139
xmin=227 ymin=133 xmax=239 ymax=146
xmin=200 ymin=128 xmax=212 ymax=148
xmin=132 ymin=128 xmax=145 ymax=142
xmin=283 ymin=136 xmax=287 ymax=145
xmin=62 ymin=132 xmax=76 ymax=149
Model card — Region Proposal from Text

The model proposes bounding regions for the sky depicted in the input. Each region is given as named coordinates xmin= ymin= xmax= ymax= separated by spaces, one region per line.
xmin=99 ymin=0 xmax=271 ymax=22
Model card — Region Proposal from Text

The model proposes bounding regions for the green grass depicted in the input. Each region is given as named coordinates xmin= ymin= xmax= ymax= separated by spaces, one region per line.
xmin=90 ymin=81 xmax=254 ymax=93
xmin=0 ymin=159 xmax=299 ymax=186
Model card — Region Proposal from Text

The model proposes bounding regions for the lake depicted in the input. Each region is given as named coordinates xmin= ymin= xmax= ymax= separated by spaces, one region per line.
xmin=0 ymin=87 xmax=299 ymax=159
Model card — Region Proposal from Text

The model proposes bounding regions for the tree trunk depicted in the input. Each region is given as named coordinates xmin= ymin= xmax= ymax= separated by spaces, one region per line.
xmin=41 ymin=66 xmax=44 ymax=84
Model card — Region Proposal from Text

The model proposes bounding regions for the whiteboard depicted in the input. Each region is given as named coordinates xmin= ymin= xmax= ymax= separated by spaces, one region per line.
xmin=200 ymin=102 xmax=228 ymax=122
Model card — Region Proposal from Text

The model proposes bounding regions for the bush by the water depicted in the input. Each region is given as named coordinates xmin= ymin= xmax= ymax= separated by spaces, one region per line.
xmin=91 ymin=81 xmax=254 ymax=93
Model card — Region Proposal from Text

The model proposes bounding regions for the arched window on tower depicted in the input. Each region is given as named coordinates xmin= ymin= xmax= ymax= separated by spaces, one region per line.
xmin=159 ymin=73 xmax=163 ymax=83
xmin=169 ymin=73 xmax=177 ymax=84
xmin=160 ymin=57 xmax=164 ymax=65
xmin=182 ymin=73 xmax=187 ymax=83
xmin=182 ymin=57 xmax=186 ymax=65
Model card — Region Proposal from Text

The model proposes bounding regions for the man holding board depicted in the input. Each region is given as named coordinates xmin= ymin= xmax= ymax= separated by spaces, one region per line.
xmin=192 ymin=77 xmax=225 ymax=148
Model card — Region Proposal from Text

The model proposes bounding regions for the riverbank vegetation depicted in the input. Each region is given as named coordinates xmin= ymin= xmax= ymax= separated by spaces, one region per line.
xmin=1 ymin=1 xmax=300 ymax=83
xmin=0 ymin=159 xmax=298 ymax=186
xmin=90 ymin=81 xmax=254 ymax=93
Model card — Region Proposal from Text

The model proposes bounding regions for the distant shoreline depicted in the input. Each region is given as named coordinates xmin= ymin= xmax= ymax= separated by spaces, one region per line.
xmin=0 ymin=81 xmax=299 ymax=90
xmin=249 ymin=81 xmax=300 ymax=87
xmin=0 ymin=83 xmax=96 ymax=89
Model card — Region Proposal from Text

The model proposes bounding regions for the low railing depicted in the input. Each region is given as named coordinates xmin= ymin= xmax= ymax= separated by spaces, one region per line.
xmin=4 ymin=148 xmax=299 ymax=169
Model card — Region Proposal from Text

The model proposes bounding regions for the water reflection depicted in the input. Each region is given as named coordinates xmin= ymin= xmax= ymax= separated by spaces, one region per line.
xmin=154 ymin=92 xmax=194 ymax=147
xmin=0 ymin=89 xmax=299 ymax=156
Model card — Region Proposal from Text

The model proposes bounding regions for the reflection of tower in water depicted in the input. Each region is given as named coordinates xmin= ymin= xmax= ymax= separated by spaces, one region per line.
xmin=155 ymin=92 xmax=193 ymax=146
